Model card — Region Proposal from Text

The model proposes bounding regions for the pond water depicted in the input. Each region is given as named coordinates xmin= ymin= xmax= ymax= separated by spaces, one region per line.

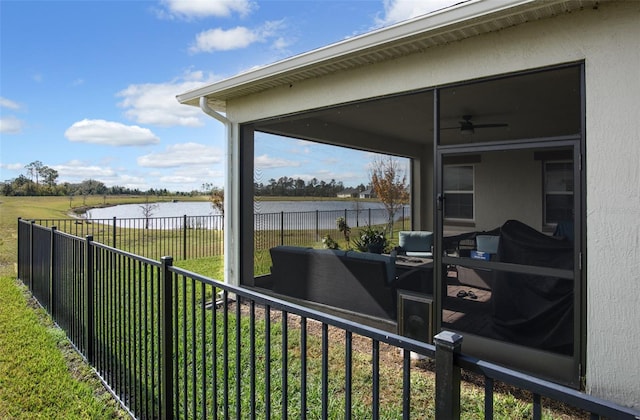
xmin=86 ymin=200 xmax=407 ymax=231
xmin=87 ymin=200 xmax=388 ymax=219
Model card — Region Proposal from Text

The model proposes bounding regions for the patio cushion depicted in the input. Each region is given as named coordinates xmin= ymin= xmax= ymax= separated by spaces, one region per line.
xmin=345 ymin=250 xmax=396 ymax=285
xmin=476 ymin=235 xmax=499 ymax=254
xmin=398 ymin=231 xmax=433 ymax=258
xmin=268 ymin=245 xmax=399 ymax=319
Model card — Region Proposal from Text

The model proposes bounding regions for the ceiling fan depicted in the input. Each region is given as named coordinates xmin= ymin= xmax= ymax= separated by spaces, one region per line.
xmin=442 ymin=115 xmax=508 ymax=134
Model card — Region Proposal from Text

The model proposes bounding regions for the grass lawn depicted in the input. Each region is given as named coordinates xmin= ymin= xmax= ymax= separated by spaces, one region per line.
xmin=0 ymin=195 xmax=198 ymax=418
xmin=0 ymin=276 xmax=126 ymax=419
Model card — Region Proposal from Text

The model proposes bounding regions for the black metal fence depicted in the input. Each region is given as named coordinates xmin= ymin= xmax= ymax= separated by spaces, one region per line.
xmin=33 ymin=206 xmax=409 ymax=262
xmin=17 ymin=219 xmax=640 ymax=419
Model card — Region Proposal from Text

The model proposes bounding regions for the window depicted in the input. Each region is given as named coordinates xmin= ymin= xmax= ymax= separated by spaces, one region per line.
xmin=544 ymin=161 xmax=574 ymax=225
xmin=443 ymin=165 xmax=474 ymax=220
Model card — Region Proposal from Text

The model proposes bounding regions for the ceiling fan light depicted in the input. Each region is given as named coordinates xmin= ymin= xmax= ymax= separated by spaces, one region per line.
xmin=461 ymin=126 xmax=474 ymax=135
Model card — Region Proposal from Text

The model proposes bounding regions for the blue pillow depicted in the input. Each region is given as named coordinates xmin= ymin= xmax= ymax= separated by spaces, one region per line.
xmin=399 ymin=231 xmax=433 ymax=252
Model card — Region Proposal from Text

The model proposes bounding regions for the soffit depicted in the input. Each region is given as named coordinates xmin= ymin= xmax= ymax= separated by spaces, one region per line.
xmin=177 ymin=0 xmax=596 ymax=111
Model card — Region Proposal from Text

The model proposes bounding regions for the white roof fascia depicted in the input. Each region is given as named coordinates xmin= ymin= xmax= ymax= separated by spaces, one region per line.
xmin=176 ymin=0 xmax=583 ymax=110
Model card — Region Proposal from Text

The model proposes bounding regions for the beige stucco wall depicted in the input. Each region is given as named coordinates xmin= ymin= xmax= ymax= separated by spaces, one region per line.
xmin=226 ymin=2 xmax=640 ymax=408
xmin=474 ymin=150 xmax=542 ymax=231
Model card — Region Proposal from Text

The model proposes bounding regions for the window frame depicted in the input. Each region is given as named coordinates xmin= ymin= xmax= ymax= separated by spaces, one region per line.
xmin=443 ymin=164 xmax=475 ymax=222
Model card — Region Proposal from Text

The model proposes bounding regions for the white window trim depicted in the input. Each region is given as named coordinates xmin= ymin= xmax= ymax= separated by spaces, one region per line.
xmin=443 ymin=164 xmax=475 ymax=222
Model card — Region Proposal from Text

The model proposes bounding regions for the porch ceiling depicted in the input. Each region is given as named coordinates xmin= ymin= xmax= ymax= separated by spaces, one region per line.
xmin=255 ymin=65 xmax=582 ymax=155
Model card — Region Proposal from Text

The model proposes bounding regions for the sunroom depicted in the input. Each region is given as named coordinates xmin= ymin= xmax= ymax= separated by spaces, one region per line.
xmin=177 ymin=0 xmax=640 ymax=405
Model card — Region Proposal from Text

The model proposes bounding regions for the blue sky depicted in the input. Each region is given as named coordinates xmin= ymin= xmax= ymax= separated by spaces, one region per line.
xmin=1 ymin=0 xmax=457 ymax=192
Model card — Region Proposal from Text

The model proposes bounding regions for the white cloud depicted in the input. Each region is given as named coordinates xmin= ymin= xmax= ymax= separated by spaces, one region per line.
xmin=117 ymin=71 xmax=219 ymax=126
xmin=52 ymin=160 xmax=150 ymax=189
xmin=65 ymin=119 xmax=160 ymax=146
xmin=137 ymin=142 xmax=223 ymax=168
xmin=156 ymin=166 xmax=224 ymax=189
xmin=191 ymin=27 xmax=257 ymax=52
xmin=255 ymin=154 xmax=300 ymax=169
xmin=189 ymin=20 xmax=285 ymax=53
xmin=53 ymin=160 xmax=117 ymax=178
xmin=161 ymin=0 xmax=254 ymax=19
xmin=109 ymin=174 xmax=148 ymax=189
xmin=0 ymin=162 xmax=25 ymax=171
xmin=376 ymin=0 xmax=464 ymax=26
xmin=0 ymin=97 xmax=21 ymax=110
xmin=0 ymin=115 xmax=25 ymax=134
xmin=159 ymin=174 xmax=199 ymax=184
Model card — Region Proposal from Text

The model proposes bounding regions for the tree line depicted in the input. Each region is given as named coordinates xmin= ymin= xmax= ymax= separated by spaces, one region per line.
xmin=1 ymin=160 xmax=180 ymax=197
xmin=254 ymin=176 xmax=367 ymax=197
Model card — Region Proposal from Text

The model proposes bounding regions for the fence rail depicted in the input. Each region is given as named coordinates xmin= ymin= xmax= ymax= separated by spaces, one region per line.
xmin=16 ymin=218 xmax=640 ymax=419
xmin=33 ymin=206 xmax=409 ymax=262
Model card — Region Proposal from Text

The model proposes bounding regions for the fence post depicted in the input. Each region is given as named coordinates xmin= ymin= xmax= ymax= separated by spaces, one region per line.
xmin=112 ymin=217 xmax=117 ymax=249
xmin=183 ymin=215 xmax=188 ymax=260
xmin=49 ymin=226 xmax=57 ymax=316
xmin=17 ymin=218 xmax=22 ymax=280
xmin=160 ymin=256 xmax=174 ymax=420
xmin=29 ymin=220 xmax=35 ymax=291
xmin=435 ymin=330 xmax=463 ymax=420
xmin=84 ymin=235 xmax=95 ymax=364
xmin=280 ymin=211 xmax=284 ymax=245
xmin=316 ymin=210 xmax=319 ymax=241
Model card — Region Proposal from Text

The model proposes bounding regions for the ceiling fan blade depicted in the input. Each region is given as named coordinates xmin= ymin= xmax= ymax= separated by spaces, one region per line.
xmin=473 ymin=123 xmax=508 ymax=128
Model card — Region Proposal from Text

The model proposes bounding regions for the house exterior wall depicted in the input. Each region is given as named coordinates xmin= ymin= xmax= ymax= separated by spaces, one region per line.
xmin=225 ymin=2 xmax=640 ymax=407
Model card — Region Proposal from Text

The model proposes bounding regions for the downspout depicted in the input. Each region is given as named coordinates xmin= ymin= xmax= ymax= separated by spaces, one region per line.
xmin=199 ymin=96 xmax=239 ymax=286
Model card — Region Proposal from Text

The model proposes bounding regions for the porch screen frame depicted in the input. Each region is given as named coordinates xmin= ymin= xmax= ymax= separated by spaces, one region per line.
xmin=432 ymin=62 xmax=585 ymax=388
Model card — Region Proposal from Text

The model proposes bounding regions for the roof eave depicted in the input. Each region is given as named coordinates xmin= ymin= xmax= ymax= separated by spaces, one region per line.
xmin=176 ymin=0 xmax=591 ymax=110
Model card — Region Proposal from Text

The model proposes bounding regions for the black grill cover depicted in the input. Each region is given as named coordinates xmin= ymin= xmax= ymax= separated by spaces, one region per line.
xmin=492 ymin=220 xmax=574 ymax=355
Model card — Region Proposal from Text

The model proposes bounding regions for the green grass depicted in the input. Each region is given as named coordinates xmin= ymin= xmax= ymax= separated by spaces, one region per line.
xmin=0 ymin=195 xmax=195 ymax=418
xmin=0 ymin=276 xmax=125 ymax=419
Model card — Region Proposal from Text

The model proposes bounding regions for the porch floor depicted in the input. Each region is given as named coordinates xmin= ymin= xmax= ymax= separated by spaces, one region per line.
xmin=442 ymin=274 xmax=494 ymax=338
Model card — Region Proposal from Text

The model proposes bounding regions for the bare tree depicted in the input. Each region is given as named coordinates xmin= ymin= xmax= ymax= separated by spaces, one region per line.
xmin=369 ymin=156 xmax=409 ymax=238
xmin=139 ymin=197 xmax=159 ymax=229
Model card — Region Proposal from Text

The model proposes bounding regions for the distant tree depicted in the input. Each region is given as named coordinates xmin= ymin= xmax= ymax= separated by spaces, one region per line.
xmin=139 ymin=197 xmax=158 ymax=229
xmin=369 ymin=156 xmax=409 ymax=238
xmin=201 ymin=183 xmax=213 ymax=194
xmin=41 ymin=167 xmax=59 ymax=188
xmin=78 ymin=179 xmax=107 ymax=196
xmin=25 ymin=161 xmax=44 ymax=186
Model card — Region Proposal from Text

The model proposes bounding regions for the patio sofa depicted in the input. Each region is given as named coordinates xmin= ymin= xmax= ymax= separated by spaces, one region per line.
xmin=269 ymin=246 xmax=410 ymax=320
